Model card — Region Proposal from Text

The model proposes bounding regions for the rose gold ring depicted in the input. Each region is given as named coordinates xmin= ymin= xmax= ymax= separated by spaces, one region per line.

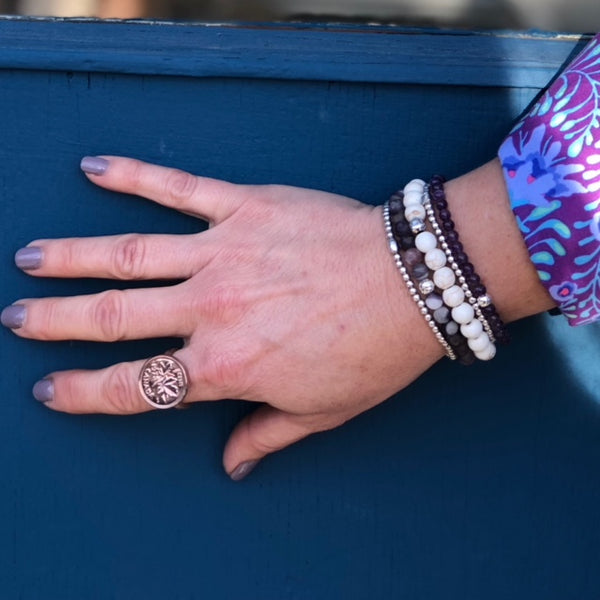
xmin=138 ymin=354 xmax=189 ymax=410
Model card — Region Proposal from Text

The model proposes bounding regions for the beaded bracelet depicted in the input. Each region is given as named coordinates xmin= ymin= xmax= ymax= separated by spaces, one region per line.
xmin=387 ymin=194 xmax=473 ymax=362
xmin=383 ymin=202 xmax=457 ymax=360
xmin=399 ymin=180 xmax=494 ymax=363
xmin=428 ymin=176 xmax=510 ymax=345
xmin=384 ymin=178 xmax=499 ymax=364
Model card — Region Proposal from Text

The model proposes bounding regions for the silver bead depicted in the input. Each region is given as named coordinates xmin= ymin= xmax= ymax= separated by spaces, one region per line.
xmin=417 ymin=300 xmax=425 ymax=309
xmin=409 ymin=218 xmax=426 ymax=234
xmin=388 ymin=238 xmax=398 ymax=253
xmin=418 ymin=279 xmax=435 ymax=295
xmin=441 ymin=242 xmax=449 ymax=250
xmin=420 ymin=307 xmax=429 ymax=315
xmin=477 ymin=294 xmax=493 ymax=308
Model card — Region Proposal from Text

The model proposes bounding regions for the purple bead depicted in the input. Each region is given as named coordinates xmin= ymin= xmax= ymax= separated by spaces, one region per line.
xmin=445 ymin=230 xmax=459 ymax=243
xmin=438 ymin=209 xmax=452 ymax=222
xmin=454 ymin=251 xmax=468 ymax=265
xmin=472 ymin=284 xmax=486 ymax=297
xmin=400 ymin=235 xmax=416 ymax=250
xmin=461 ymin=262 xmax=474 ymax=276
xmin=403 ymin=248 xmax=423 ymax=268
xmin=467 ymin=273 xmax=481 ymax=286
xmin=411 ymin=262 xmax=429 ymax=281
xmin=481 ymin=305 xmax=495 ymax=317
xmin=434 ymin=197 xmax=448 ymax=210
xmin=449 ymin=241 xmax=463 ymax=255
xmin=442 ymin=219 xmax=455 ymax=232
xmin=390 ymin=192 xmax=404 ymax=201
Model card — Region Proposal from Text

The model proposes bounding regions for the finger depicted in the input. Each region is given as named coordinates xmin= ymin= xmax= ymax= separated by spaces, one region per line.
xmin=223 ymin=406 xmax=315 ymax=481
xmin=5 ymin=286 xmax=192 ymax=341
xmin=80 ymin=156 xmax=243 ymax=224
xmin=16 ymin=233 xmax=211 ymax=280
xmin=34 ymin=347 xmax=230 ymax=414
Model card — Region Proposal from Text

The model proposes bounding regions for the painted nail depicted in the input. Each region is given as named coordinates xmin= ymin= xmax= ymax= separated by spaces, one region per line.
xmin=33 ymin=378 xmax=54 ymax=403
xmin=80 ymin=156 xmax=109 ymax=175
xmin=1 ymin=304 xmax=26 ymax=329
xmin=15 ymin=246 xmax=43 ymax=270
xmin=230 ymin=460 xmax=259 ymax=482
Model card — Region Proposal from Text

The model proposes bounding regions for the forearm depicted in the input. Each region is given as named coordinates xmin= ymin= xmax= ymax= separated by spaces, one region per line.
xmin=445 ymin=158 xmax=555 ymax=324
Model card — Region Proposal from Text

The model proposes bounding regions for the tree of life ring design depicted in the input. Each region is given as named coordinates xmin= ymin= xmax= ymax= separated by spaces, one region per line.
xmin=139 ymin=356 xmax=188 ymax=409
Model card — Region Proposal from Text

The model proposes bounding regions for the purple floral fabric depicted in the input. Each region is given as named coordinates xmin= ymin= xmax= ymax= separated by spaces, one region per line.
xmin=499 ymin=34 xmax=600 ymax=325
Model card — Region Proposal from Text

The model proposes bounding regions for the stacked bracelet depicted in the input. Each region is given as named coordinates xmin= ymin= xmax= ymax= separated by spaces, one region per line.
xmin=428 ymin=176 xmax=510 ymax=345
xmin=383 ymin=177 xmax=506 ymax=364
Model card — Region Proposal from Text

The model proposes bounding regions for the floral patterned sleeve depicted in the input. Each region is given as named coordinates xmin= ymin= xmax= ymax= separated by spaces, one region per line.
xmin=498 ymin=34 xmax=600 ymax=325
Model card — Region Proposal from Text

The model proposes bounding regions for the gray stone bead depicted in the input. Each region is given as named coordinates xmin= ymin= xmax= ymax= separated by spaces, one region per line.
xmin=445 ymin=320 xmax=459 ymax=336
xmin=433 ymin=306 xmax=451 ymax=324
xmin=425 ymin=293 xmax=443 ymax=311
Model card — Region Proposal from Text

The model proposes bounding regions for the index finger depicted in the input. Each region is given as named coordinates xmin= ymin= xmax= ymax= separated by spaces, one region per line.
xmin=80 ymin=156 xmax=244 ymax=224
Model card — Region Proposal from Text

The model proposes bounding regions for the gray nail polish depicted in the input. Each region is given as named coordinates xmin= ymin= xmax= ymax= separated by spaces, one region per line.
xmin=80 ymin=156 xmax=109 ymax=175
xmin=1 ymin=304 xmax=26 ymax=329
xmin=33 ymin=378 xmax=54 ymax=403
xmin=15 ymin=246 xmax=43 ymax=270
xmin=230 ymin=460 xmax=259 ymax=482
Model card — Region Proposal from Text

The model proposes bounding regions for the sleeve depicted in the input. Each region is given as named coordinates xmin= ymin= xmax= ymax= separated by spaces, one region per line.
xmin=498 ymin=34 xmax=600 ymax=326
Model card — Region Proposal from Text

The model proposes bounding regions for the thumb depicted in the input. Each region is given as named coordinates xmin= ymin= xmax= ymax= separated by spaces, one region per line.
xmin=223 ymin=405 xmax=314 ymax=481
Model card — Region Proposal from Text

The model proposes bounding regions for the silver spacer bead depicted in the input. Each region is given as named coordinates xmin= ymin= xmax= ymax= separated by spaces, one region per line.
xmin=388 ymin=238 xmax=398 ymax=253
xmin=418 ymin=279 xmax=435 ymax=295
xmin=409 ymin=218 xmax=426 ymax=234
xmin=477 ymin=294 xmax=493 ymax=308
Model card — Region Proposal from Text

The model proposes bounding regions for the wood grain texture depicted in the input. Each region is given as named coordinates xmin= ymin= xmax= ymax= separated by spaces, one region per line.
xmin=0 ymin=19 xmax=599 ymax=600
xmin=0 ymin=17 xmax=592 ymax=87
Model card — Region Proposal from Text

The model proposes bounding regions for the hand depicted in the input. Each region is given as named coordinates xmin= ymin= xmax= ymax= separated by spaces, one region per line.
xmin=1 ymin=156 xmax=448 ymax=479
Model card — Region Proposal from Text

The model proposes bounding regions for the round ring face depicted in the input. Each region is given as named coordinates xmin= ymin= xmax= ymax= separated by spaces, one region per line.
xmin=138 ymin=355 xmax=189 ymax=409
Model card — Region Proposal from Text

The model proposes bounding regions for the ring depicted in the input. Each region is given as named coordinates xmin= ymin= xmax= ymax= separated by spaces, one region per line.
xmin=138 ymin=354 xmax=189 ymax=409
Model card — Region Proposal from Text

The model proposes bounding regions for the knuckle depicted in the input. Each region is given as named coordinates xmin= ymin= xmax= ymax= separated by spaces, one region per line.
xmin=111 ymin=234 xmax=147 ymax=280
xmin=164 ymin=169 xmax=198 ymax=206
xmin=92 ymin=290 xmax=126 ymax=342
xmin=103 ymin=364 xmax=139 ymax=414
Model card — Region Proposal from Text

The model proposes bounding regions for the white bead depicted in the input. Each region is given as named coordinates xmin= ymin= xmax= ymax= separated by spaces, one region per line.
xmin=415 ymin=231 xmax=437 ymax=253
xmin=425 ymin=248 xmax=447 ymax=270
xmin=475 ymin=343 xmax=497 ymax=361
xmin=404 ymin=179 xmax=426 ymax=194
xmin=404 ymin=204 xmax=426 ymax=221
xmin=442 ymin=285 xmax=465 ymax=308
xmin=467 ymin=332 xmax=491 ymax=352
xmin=433 ymin=266 xmax=455 ymax=290
xmin=403 ymin=190 xmax=423 ymax=207
xmin=452 ymin=302 xmax=475 ymax=324
xmin=460 ymin=319 xmax=483 ymax=339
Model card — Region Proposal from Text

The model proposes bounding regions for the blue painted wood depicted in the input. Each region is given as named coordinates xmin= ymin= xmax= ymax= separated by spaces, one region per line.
xmin=0 ymin=19 xmax=599 ymax=600
xmin=0 ymin=17 xmax=591 ymax=87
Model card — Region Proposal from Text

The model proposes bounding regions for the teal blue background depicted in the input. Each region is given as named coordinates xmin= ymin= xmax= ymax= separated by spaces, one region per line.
xmin=0 ymin=19 xmax=598 ymax=599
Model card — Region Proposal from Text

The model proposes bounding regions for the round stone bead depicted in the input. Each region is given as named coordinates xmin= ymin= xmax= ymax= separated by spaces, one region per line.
xmin=445 ymin=320 xmax=459 ymax=336
xmin=442 ymin=285 xmax=465 ymax=308
xmin=419 ymin=279 xmax=435 ymax=295
xmin=474 ymin=343 xmax=497 ymax=361
xmin=460 ymin=319 xmax=483 ymax=339
xmin=425 ymin=293 xmax=443 ymax=311
xmin=433 ymin=306 xmax=451 ymax=324
xmin=403 ymin=190 xmax=424 ymax=207
xmin=400 ymin=235 xmax=416 ymax=250
xmin=403 ymin=179 xmax=426 ymax=194
xmin=403 ymin=248 xmax=423 ymax=268
xmin=447 ymin=333 xmax=463 ymax=346
xmin=415 ymin=231 xmax=437 ymax=253
xmin=467 ymin=332 xmax=491 ymax=352
xmin=393 ymin=220 xmax=411 ymax=236
xmin=458 ymin=352 xmax=476 ymax=366
xmin=425 ymin=248 xmax=447 ymax=270
xmin=389 ymin=198 xmax=403 ymax=213
xmin=411 ymin=262 xmax=429 ymax=281
xmin=405 ymin=204 xmax=426 ymax=221
xmin=452 ymin=302 xmax=475 ymax=324
xmin=433 ymin=266 xmax=455 ymax=290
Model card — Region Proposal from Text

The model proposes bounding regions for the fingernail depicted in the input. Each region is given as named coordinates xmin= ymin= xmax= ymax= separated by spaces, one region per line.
xmin=230 ymin=460 xmax=259 ymax=482
xmin=33 ymin=378 xmax=54 ymax=403
xmin=1 ymin=304 xmax=26 ymax=329
xmin=15 ymin=246 xmax=43 ymax=270
xmin=80 ymin=156 xmax=109 ymax=175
